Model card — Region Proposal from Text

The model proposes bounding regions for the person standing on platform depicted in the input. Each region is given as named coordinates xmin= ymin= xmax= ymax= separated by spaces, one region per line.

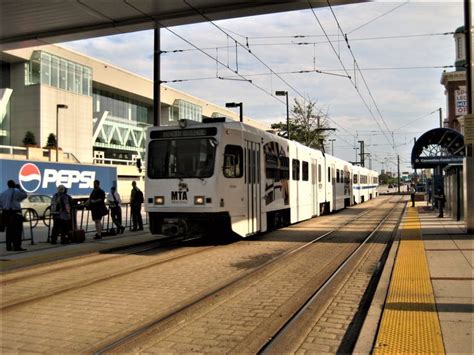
xmin=50 ymin=185 xmax=71 ymax=244
xmin=88 ymin=180 xmax=106 ymax=240
xmin=0 ymin=180 xmax=27 ymax=251
xmin=130 ymin=181 xmax=144 ymax=231
xmin=107 ymin=186 xmax=125 ymax=234
xmin=410 ymin=184 xmax=416 ymax=207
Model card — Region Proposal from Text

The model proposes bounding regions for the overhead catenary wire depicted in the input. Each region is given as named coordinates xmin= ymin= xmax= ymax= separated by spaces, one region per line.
xmin=122 ymin=0 xmax=286 ymax=105
xmin=160 ymin=32 xmax=454 ymax=53
xmin=182 ymin=0 xmax=309 ymax=102
xmin=308 ymin=0 xmax=397 ymax=155
xmin=347 ymin=0 xmax=410 ymax=34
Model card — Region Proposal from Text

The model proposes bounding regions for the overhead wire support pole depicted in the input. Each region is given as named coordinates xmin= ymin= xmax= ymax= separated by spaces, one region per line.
xmin=153 ymin=22 xmax=161 ymax=126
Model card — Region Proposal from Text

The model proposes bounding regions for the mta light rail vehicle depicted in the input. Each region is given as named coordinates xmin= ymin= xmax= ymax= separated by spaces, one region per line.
xmin=145 ymin=119 xmax=378 ymax=239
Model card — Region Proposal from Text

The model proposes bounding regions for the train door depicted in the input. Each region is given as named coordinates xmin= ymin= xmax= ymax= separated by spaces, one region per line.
xmin=331 ymin=163 xmax=336 ymax=211
xmin=245 ymin=140 xmax=261 ymax=235
xmin=311 ymin=158 xmax=318 ymax=216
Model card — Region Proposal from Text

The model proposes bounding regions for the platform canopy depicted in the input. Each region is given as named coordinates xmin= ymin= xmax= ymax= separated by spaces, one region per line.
xmin=411 ymin=128 xmax=465 ymax=169
xmin=0 ymin=0 xmax=363 ymax=51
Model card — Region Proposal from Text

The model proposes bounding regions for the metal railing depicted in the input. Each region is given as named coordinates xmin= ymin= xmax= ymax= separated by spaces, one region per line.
xmin=0 ymin=203 xmax=148 ymax=246
xmin=45 ymin=202 xmax=148 ymax=242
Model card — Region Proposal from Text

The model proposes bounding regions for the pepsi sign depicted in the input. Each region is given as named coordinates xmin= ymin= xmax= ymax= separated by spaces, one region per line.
xmin=1 ymin=159 xmax=116 ymax=196
xmin=19 ymin=163 xmax=42 ymax=192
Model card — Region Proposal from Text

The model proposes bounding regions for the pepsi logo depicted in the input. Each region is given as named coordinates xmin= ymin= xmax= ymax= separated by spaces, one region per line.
xmin=19 ymin=163 xmax=41 ymax=192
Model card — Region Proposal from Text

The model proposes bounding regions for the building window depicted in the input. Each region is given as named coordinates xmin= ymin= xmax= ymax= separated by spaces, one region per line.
xmin=25 ymin=51 xmax=92 ymax=97
xmin=318 ymin=164 xmax=321 ymax=183
xmin=171 ymin=99 xmax=203 ymax=122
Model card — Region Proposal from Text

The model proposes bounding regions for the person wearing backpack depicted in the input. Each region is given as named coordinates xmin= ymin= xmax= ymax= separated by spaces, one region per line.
xmin=130 ymin=181 xmax=144 ymax=231
xmin=50 ymin=185 xmax=71 ymax=245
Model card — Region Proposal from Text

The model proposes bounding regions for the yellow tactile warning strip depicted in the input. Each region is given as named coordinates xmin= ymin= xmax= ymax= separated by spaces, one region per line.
xmin=374 ymin=207 xmax=445 ymax=354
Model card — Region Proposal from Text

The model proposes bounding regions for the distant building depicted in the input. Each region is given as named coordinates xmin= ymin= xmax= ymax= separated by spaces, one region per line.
xmin=0 ymin=44 xmax=269 ymax=164
xmin=440 ymin=26 xmax=468 ymax=133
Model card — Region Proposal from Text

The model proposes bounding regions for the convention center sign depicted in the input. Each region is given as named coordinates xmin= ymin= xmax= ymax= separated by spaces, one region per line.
xmin=411 ymin=128 xmax=465 ymax=169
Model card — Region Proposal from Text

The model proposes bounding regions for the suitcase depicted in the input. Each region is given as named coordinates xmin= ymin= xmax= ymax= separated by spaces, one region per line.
xmin=69 ymin=229 xmax=86 ymax=243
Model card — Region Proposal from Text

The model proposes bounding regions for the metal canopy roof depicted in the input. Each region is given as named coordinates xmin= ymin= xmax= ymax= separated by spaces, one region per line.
xmin=411 ymin=128 xmax=465 ymax=169
xmin=0 ymin=0 xmax=362 ymax=51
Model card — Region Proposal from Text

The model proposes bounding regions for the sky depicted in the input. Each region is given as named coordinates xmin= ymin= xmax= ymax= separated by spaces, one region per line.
xmin=62 ymin=0 xmax=465 ymax=173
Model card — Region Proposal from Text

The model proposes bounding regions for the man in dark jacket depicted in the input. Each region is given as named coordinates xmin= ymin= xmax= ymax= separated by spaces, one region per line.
xmin=130 ymin=181 xmax=143 ymax=231
xmin=50 ymin=185 xmax=71 ymax=244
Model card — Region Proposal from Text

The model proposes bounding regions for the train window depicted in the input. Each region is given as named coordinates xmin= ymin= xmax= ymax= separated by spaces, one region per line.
xmin=148 ymin=138 xmax=216 ymax=179
xmin=353 ymin=174 xmax=358 ymax=184
xmin=280 ymin=156 xmax=290 ymax=180
xmin=328 ymin=167 xmax=331 ymax=182
xmin=292 ymin=159 xmax=300 ymax=180
xmin=265 ymin=153 xmax=279 ymax=180
xmin=223 ymin=145 xmax=243 ymax=178
xmin=302 ymin=161 xmax=309 ymax=181
xmin=318 ymin=164 xmax=321 ymax=183
xmin=336 ymin=169 xmax=340 ymax=183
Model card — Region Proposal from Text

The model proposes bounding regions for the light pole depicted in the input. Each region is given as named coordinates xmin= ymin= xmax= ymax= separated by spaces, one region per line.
xmin=275 ymin=90 xmax=289 ymax=140
xmin=329 ymin=139 xmax=336 ymax=155
xmin=225 ymin=102 xmax=243 ymax=122
xmin=56 ymin=104 xmax=68 ymax=162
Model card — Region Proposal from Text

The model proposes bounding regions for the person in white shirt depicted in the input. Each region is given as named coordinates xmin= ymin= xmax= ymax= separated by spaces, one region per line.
xmin=0 ymin=180 xmax=27 ymax=251
xmin=106 ymin=186 xmax=125 ymax=234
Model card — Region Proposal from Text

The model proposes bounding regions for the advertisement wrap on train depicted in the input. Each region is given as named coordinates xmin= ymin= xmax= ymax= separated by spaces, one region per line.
xmin=0 ymin=159 xmax=117 ymax=196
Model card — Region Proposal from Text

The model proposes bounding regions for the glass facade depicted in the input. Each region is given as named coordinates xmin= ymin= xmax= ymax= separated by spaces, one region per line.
xmin=25 ymin=51 xmax=92 ymax=96
xmin=93 ymin=88 xmax=152 ymax=124
xmin=171 ymin=99 xmax=202 ymax=122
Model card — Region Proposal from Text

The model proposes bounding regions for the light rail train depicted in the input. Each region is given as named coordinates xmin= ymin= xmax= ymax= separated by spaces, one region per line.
xmin=145 ymin=119 xmax=378 ymax=238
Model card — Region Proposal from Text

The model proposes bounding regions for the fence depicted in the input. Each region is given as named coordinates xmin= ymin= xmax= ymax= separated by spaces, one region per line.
xmin=0 ymin=203 xmax=148 ymax=245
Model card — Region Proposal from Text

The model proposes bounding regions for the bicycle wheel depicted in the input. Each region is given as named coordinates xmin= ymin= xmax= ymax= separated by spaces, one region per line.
xmin=43 ymin=206 xmax=52 ymax=227
xmin=23 ymin=208 xmax=39 ymax=228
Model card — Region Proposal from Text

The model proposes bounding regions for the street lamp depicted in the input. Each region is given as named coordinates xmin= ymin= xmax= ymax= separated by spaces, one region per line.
xmin=275 ymin=90 xmax=290 ymax=140
xmin=225 ymin=102 xmax=243 ymax=122
xmin=56 ymin=104 xmax=68 ymax=162
xmin=329 ymin=139 xmax=336 ymax=155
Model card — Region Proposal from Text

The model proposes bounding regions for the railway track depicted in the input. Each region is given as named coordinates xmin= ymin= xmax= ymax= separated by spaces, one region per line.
xmin=1 ymin=196 xmax=405 ymax=353
xmin=93 ymin=196 xmax=405 ymax=354
xmin=0 ymin=238 xmax=216 ymax=310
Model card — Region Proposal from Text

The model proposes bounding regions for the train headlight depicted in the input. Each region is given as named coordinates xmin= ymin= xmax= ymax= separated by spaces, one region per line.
xmin=154 ymin=196 xmax=165 ymax=205
xmin=194 ymin=196 xmax=205 ymax=205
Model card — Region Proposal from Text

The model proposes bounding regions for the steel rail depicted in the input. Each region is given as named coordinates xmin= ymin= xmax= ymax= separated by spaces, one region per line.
xmin=94 ymin=196 xmax=398 ymax=354
xmin=258 ymin=196 xmax=404 ymax=353
xmin=1 ymin=241 xmax=216 ymax=311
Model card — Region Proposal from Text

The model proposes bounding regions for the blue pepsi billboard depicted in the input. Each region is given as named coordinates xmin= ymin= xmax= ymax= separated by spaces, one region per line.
xmin=0 ymin=159 xmax=117 ymax=197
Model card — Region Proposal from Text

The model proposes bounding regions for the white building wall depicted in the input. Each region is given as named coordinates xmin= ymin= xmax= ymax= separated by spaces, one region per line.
xmin=39 ymin=85 xmax=93 ymax=163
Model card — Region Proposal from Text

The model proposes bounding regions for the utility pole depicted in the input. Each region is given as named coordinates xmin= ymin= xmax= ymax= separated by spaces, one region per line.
xmin=358 ymin=140 xmax=365 ymax=167
xmin=153 ymin=23 xmax=161 ymax=126
xmin=438 ymin=107 xmax=443 ymax=128
xmin=329 ymin=139 xmax=336 ymax=155
xmin=397 ymin=155 xmax=401 ymax=194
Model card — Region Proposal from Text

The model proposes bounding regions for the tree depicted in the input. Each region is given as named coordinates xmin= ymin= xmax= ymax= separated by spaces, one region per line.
xmin=46 ymin=133 xmax=57 ymax=148
xmin=22 ymin=131 xmax=37 ymax=146
xmin=271 ymin=97 xmax=330 ymax=150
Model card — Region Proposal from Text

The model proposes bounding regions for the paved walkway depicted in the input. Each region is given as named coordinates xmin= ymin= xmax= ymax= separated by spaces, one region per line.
xmin=358 ymin=201 xmax=473 ymax=354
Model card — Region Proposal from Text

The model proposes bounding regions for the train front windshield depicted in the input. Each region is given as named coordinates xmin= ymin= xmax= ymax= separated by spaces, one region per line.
xmin=148 ymin=138 xmax=217 ymax=179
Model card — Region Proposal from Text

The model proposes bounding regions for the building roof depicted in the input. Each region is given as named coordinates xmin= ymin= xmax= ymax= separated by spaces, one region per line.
xmin=0 ymin=1 xmax=363 ymax=51
xmin=2 ymin=44 xmax=270 ymax=131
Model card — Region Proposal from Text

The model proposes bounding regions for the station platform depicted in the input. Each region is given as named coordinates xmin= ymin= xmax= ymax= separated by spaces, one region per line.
xmin=0 ymin=229 xmax=163 ymax=272
xmin=356 ymin=201 xmax=473 ymax=354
